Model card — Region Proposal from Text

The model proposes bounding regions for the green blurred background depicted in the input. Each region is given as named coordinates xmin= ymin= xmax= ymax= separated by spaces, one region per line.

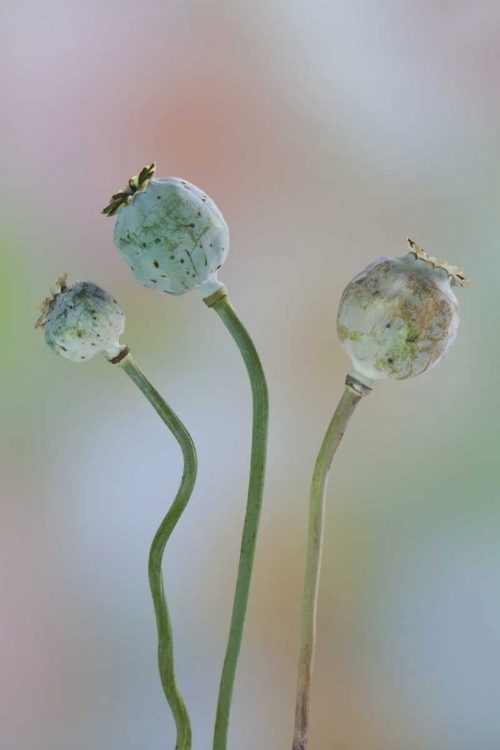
xmin=2 ymin=1 xmax=497 ymax=748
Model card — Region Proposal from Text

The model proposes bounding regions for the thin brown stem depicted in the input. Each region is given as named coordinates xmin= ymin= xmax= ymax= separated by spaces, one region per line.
xmin=293 ymin=373 xmax=372 ymax=750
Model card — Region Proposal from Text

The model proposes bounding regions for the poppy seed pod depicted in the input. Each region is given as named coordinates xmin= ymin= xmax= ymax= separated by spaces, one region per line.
xmin=35 ymin=275 xmax=126 ymax=362
xmin=337 ymin=240 xmax=468 ymax=381
xmin=102 ymin=163 xmax=229 ymax=298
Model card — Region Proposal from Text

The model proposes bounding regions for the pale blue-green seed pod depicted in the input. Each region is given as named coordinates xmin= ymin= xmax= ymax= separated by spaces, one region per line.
xmin=102 ymin=164 xmax=229 ymax=298
xmin=35 ymin=275 xmax=126 ymax=362
xmin=337 ymin=240 xmax=468 ymax=381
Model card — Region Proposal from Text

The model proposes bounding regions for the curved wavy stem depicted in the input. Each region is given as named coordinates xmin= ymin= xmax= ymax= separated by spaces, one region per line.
xmin=292 ymin=374 xmax=371 ymax=750
xmin=120 ymin=354 xmax=196 ymax=750
xmin=208 ymin=294 xmax=269 ymax=750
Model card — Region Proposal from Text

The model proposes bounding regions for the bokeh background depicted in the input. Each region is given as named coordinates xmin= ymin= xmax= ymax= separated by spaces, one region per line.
xmin=2 ymin=1 xmax=497 ymax=748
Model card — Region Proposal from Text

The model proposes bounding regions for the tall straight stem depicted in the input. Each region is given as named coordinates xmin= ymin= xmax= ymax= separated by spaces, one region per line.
xmin=119 ymin=354 xmax=196 ymax=750
xmin=207 ymin=293 xmax=269 ymax=750
xmin=293 ymin=375 xmax=371 ymax=750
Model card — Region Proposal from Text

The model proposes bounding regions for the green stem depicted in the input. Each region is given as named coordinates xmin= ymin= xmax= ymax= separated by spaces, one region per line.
xmin=119 ymin=354 xmax=196 ymax=750
xmin=292 ymin=374 xmax=371 ymax=750
xmin=209 ymin=295 xmax=269 ymax=750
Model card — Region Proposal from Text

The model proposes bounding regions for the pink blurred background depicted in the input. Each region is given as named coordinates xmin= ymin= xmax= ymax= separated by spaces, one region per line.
xmin=2 ymin=1 xmax=498 ymax=748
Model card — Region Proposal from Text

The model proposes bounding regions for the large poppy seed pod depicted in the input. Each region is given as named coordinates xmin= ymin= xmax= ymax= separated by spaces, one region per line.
xmin=35 ymin=274 xmax=126 ymax=362
xmin=102 ymin=163 xmax=229 ymax=298
xmin=337 ymin=239 xmax=469 ymax=381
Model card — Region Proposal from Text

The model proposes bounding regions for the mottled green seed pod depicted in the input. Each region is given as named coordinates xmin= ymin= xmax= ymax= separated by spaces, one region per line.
xmin=35 ymin=274 xmax=126 ymax=362
xmin=337 ymin=240 xmax=468 ymax=381
xmin=102 ymin=163 xmax=229 ymax=297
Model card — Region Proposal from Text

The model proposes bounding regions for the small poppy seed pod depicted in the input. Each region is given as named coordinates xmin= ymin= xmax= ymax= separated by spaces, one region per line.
xmin=337 ymin=239 xmax=469 ymax=381
xmin=102 ymin=163 xmax=229 ymax=298
xmin=35 ymin=274 xmax=126 ymax=362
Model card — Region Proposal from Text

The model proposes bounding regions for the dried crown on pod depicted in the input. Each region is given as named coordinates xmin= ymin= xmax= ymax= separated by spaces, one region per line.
xmin=102 ymin=163 xmax=229 ymax=298
xmin=337 ymin=239 xmax=469 ymax=381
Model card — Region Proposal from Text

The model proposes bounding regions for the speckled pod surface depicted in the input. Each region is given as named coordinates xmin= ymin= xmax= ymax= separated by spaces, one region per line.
xmin=42 ymin=281 xmax=125 ymax=362
xmin=113 ymin=177 xmax=229 ymax=296
xmin=337 ymin=251 xmax=462 ymax=380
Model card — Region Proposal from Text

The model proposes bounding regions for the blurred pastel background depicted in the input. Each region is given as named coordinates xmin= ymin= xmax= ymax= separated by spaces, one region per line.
xmin=2 ymin=1 xmax=497 ymax=748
